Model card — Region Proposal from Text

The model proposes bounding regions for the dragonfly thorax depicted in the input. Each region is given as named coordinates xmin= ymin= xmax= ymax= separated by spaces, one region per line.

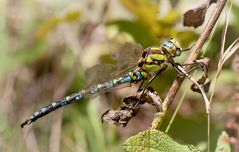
xmin=137 ymin=38 xmax=182 ymax=74
xmin=137 ymin=49 xmax=166 ymax=74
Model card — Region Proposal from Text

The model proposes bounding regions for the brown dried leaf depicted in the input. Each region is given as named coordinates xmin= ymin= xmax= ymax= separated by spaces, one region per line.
xmin=195 ymin=57 xmax=210 ymax=70
xmin=142 ymin=87 xmax=162 ymax=111
xmin=190 ymin=57 xmax=210 ymax=93
xmin=191 ymin=81 xmax=211 ymax=94
xmin=101 ymin=87 xmax=162 ymax=127
xmin=101 ymin=106 xmax=140 ymax=127
xmin=183 ymin=0 xmax=217 ymax=28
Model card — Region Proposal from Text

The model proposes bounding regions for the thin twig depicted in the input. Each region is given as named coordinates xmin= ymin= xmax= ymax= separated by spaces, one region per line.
xmin=150 ymin=0 xmax=227 ymax=129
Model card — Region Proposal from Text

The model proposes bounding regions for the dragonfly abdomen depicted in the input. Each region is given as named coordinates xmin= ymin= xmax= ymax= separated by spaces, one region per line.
xmin=21 ymin=70 xmax=147 ymax=128
xmin=85 ymin=70 xmax=147 ymax=95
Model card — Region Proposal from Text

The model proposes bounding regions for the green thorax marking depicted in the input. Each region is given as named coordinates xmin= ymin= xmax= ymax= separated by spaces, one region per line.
xmin=140 ymin=46 xmax=166 ymax=73
xmin=137 ymin=38 xmax=182 ymax=74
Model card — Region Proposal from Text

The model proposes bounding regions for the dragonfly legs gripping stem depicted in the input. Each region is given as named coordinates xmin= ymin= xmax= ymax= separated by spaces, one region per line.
xmin=181 ymin=43 xmax=195 ymax=52
xmin=174 ymin=60 xmax=207 ymax=77
xmin=137 ymin=80 xmax=145 ymax=92
xmin=139 ymin=65 xmax=168 ymax=100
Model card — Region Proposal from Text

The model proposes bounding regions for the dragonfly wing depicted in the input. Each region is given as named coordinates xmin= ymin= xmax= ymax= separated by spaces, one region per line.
xmin=85 ymin=42 xmax=144 ymax=87
xmin=116 ymin=42 xmax=144 ymax=75
xmin=85 ymin=64 xmax=118 ymax=87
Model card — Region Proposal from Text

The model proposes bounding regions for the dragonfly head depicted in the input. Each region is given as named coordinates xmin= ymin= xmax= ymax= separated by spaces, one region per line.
xmin=162 ymin=38 xmax=182 ymax=57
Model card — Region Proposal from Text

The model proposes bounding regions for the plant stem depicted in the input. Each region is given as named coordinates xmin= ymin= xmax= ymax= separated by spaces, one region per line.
xmin=208 ymin=113 xmax=211 ymax=152
xmin=150 ymin=0 xmax=227 ymax=131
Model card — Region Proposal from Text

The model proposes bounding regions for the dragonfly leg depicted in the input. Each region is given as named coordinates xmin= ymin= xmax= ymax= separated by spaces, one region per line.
xmin=141 ymin=65 xmax=167 ymax=96
xmin=181 ymin=43 xmax=195 ymax=52
xmin=131 ymin=66 xmax=167 ymax=108
xmin=172 ymin=59 xmax=210 ymax=93
xmin=137 ymin=80 xmax=145 ymax=92
xmin=176 ymin=62 xmax=202 ymax=68
xmin=174 ymin=60 xmax=206 ymax=76
xmin=174 ymin=55 xmax=210 ymax=75
xmin=186 ymin=65 xmax=202 ymax=74
xmin=174 ymin=63 xmax=198 ymax=75
xmin=172 ymin=64 xmax=184 ymax=76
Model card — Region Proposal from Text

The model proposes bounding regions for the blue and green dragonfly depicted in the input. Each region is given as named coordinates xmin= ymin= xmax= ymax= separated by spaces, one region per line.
xmin=21 ymin=38 xmax=194 ymax=128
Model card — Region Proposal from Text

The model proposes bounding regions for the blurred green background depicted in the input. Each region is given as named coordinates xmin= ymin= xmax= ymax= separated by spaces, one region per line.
xmin=0 ymin=0 xmax=238 ymax=151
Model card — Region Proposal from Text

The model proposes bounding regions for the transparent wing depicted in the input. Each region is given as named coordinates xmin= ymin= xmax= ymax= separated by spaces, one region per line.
xmin=85 ymin=64 xmax=118 ymax=87
xmin=116 ymin=42 xmax=144 ymax=75
xmin=85 ymin=42 xmax=144 ymax=87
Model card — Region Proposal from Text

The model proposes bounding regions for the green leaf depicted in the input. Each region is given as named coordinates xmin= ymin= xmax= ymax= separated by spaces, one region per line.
xmin=215 ymin=131 xmax=231 ymax=152
xmin=160 ymin=10 xmax=181 ymax=25
xmin=123 ymin=129 xmax=200 ymax=152
xmin=175 ymin=31 xmax=198 ymax=48
xmin=107 ymin=20 xmax=157 ymax=47
xmin=120 ymin=0 xmax=158 ymax=25
xmin=119 ymin=0 xmax=162 ymax=43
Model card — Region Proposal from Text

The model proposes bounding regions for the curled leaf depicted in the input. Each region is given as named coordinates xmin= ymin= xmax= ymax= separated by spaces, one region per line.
xmin=143 ymin=87 xmax=162 ymax=111
xmin=183 ymin=0 xmax=217 ymax=28
xmin=101 ymin=94 xmax=143 ymax=127
xmin=190 ymin=57 xmax=210 ymax=93
xmin=194 ymin=57 xmax=210 ymax=73
xmin=101 ymin=87 xmax=162 ymax=127
xmin=101 ymin=106 xmax=140 ymax=127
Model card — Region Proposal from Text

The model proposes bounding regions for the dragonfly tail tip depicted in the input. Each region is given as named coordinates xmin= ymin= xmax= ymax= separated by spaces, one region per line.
xmin=21 ymin=119 xmax=32 ymax=128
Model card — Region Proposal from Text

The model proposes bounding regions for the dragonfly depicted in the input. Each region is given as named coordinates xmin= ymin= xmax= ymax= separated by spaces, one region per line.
xmin=21 ymin=38 xmax=197 ymax=128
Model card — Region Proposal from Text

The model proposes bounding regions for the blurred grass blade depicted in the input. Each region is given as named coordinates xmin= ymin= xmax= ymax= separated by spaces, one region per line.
xmin=177 ymin=66 xmax=210 ymax=113
xmin=218 ymin=1 xmax=232 ymax=70
xmin=210 ymin=0 xmax=234 ymax=98
xmin=221 ymin=38 xmax=239 ymax=66
xmin=219 ymin=1 xmax=232 ymax=59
